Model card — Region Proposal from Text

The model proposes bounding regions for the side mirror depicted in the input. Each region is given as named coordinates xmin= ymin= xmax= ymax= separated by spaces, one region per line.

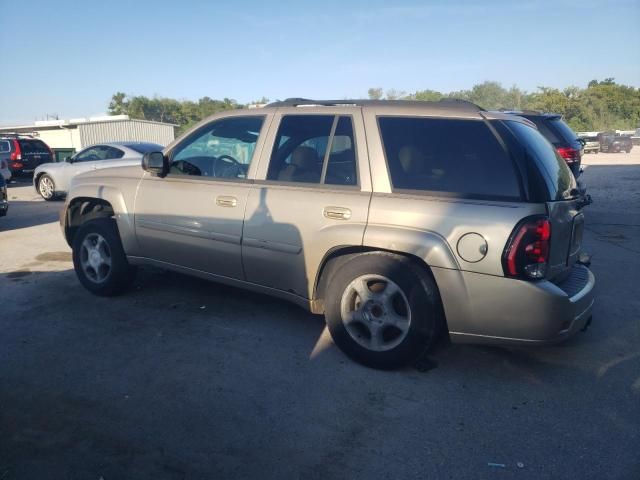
xmin=64 ymin=156 xmax=73 ymax=163
xmin=142 ymin=151 xmax=169 ymax=177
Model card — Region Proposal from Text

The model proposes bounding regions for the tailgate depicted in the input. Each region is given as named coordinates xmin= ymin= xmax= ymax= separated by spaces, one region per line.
xmin=18 ymin=140 xmax=53 ymax=167
xmin=546 ymin=199 xmax=583 ymax=281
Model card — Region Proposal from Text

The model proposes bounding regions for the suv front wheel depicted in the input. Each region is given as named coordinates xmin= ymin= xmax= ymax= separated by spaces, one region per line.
xmin=72 ymin=218 xmax=136 ymax=296
xmin=324 ymin=253 xmax=443 ymax=369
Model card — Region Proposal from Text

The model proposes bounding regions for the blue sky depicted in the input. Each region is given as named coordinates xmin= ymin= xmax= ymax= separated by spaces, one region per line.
xmin=1 ymin=0 xmax=638 ymax=124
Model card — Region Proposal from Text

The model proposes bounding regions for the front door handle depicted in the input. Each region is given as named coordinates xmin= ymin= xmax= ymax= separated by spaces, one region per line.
xmin=216 ymin=195 xmax=237 ymax=207
xmin=323 ymin=206 xmax=351 ymax=220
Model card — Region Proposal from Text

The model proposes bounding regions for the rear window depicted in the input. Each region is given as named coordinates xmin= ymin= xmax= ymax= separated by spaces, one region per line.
xmin=504 ymin=120 xmax=576 ymax=200
xmin=524 ymin=117 xmax=561 ymax=144
xmin=378 ymin=117 xmax=521 ymax=200
xmin=549 ymin=118 xmax=578 ymax=143
xmin=124 ymin=143 xmax=163 ymax=154
xmin=18 ymin=139 xmax=49 ymax=154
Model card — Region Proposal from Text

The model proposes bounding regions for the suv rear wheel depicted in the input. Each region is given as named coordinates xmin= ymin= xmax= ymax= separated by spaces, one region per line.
xmin=324 ymin=253 xmax=443 ymax=369
xmin=72 ymin=218 xmax=136 ymax=296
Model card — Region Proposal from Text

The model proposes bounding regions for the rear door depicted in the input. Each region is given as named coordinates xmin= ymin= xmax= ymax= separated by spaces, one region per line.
xmin=503 ymin=120 xmax=582 ymax=280
xmin=242 ymin=109 xmax=371 ymax=299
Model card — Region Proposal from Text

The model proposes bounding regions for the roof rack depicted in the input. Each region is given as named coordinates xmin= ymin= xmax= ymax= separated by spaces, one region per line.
xmin=497 ymin=108 xmax=561 ymax=117
xmin=266 ymin=97 xmax=484 ymax=111
xmin=0 ymin=132 xmax=38 ymax=138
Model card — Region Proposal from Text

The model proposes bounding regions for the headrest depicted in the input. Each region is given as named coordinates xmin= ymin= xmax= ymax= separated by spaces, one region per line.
xmin=290 ymin=146 xmax=318 ymax=170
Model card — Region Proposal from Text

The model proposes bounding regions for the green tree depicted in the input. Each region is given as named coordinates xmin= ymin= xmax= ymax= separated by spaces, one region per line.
xmin=367 ymin=88 xmax=384 ymax=100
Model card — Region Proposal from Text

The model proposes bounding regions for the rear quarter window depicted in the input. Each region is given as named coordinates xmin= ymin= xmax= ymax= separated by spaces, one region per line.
xmin=0 ymin=140 xmax=10 ymax=153
xmin=378 ymin=117 xmax=521 ymax=200
xmin=503 ymin=120 xmax=576 ymax=201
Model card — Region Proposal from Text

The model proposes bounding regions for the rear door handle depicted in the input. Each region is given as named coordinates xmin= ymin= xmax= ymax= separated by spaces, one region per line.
xmin=323 ymin=206 xmax=351 ymax=220
xmin=216 ymin=195 xmax=237 ymax=207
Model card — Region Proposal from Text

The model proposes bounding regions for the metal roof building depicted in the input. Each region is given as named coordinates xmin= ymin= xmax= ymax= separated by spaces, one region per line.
xmin=0 ymin=115 xmax=176 ymax=156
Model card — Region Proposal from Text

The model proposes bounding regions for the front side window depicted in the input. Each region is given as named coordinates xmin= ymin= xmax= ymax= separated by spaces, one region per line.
xmin=267 ymin=115 xmax=357 ymax=186
xmin=170 ymin=116 xmax=264 ymax=179
xmin=378 ymin=117 xmax=521 ymax=199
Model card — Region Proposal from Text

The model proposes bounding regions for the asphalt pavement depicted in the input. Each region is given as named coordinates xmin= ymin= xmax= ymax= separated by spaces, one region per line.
xmin=1 ymin=152 xmax=639 ymax=479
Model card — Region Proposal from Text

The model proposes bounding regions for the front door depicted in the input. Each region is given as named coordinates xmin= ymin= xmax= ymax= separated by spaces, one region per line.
xmin=242 ymin=110 xmax=371 ymax=299
xmin=134 ymin=114 xmax=269 ymax=279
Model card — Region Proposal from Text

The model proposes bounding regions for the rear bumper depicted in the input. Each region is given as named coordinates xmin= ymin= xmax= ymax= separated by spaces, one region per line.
xmin=434 ymin=264 xmax=596 ymax=346
xmin=0 ymin=200 xmax=8 ymax=216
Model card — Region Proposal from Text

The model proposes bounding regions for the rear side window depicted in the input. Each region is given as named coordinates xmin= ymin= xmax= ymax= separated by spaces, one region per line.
xmin=102 ymin=146 xmax=125 ymax=159
xmin=267 ymin=115 xmax=358 ymax=186
xmin=378 ymin=117 xmax=521 ymax=199
xmin=504 ymin=121 xmax=575 ymax=200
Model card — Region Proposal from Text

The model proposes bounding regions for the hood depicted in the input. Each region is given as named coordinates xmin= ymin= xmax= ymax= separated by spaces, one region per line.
xmin=34 ymin=161 xmax=66 ymax=174
xmin=71 ymin=164 xmax=143 ymax=187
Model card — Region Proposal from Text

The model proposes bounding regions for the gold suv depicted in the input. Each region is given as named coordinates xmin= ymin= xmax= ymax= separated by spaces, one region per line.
xmin=60 ymin=99 xmax=595 ymax=369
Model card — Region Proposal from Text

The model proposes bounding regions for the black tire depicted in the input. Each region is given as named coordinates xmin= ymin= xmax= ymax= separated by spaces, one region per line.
xmin=72 ymin=218 xmax=136 ymax=296
xmin=37 ymin=174 xmax=57 ymax=201
xmin=324 ymin=253 xmax=444 ymax=369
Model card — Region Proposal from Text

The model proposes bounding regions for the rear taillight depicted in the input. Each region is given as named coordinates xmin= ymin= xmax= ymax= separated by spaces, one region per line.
xmin=503 ymin=216 xmax=551 ymax=280
xmin=557 ymin=146 xmax=579 ymax=163
xmin=9 ymin=139 xmax=22 ymax=161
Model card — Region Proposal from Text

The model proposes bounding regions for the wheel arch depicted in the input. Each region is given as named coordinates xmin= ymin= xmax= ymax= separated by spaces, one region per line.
xmin=63 ymin=197 xmax=116 ymax=246
xmin=312 ymin=245 xmax=446 ymax=321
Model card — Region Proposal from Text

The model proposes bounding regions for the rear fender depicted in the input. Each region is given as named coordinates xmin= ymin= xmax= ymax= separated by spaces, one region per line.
xmin=362 ymin=224 xmax=460 ymax=270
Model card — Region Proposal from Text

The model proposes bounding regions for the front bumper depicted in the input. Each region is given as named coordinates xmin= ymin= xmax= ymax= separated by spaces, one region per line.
xmin=0 ymin=200 xmax=8 ymax=216
xmin=434 ymin=264 xmax=596 ymax=346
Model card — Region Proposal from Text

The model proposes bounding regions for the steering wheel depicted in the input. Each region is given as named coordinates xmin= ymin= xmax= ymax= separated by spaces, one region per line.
xmin=214 ymin=154 xmax=243 ymax=178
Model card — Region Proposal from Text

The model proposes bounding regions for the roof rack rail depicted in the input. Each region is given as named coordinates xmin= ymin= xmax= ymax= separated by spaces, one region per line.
xmin=497 ymin=108 xmax=561 ymax=117
xmin=0 ymin=132 xmax=38 ymax=138
xmin=266 ymin=97 xmax=484 ymax=111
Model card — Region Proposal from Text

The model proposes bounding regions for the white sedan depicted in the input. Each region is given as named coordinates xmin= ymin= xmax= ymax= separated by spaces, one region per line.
xmin=33 ymin=142 xmax=163 ymax=200
xmin=1 ymin=158 xmax=11 ymax=182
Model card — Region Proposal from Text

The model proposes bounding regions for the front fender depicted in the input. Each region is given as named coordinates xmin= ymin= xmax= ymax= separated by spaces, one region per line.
xmin=64 ymin=182 xmax=138 ymax=253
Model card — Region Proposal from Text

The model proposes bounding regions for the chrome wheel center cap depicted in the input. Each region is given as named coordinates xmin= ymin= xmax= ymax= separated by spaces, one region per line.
xmin=89 ymin=250 xmax=102 ymax=268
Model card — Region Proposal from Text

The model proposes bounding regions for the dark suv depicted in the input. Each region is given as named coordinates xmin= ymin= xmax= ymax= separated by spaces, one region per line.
xmin=500 ymin=111 xmax=583 ymax=177
xmin=0 ymin=134 xmax=55 ymax=176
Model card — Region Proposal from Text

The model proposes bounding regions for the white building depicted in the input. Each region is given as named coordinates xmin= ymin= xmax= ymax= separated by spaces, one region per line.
xmin=0 ymin=115 xmax=176 ymax=158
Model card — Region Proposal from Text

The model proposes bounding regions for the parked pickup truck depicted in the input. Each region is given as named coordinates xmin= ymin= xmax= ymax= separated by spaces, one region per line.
xmin=578 ymin=134 xmax=600 ymax=154
xmin=598 ymin=133 xmax=633 ymax=153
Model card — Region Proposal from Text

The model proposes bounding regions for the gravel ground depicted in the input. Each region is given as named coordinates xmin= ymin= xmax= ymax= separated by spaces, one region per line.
xmin=1 ymin=151 xmax=639 ymax=479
